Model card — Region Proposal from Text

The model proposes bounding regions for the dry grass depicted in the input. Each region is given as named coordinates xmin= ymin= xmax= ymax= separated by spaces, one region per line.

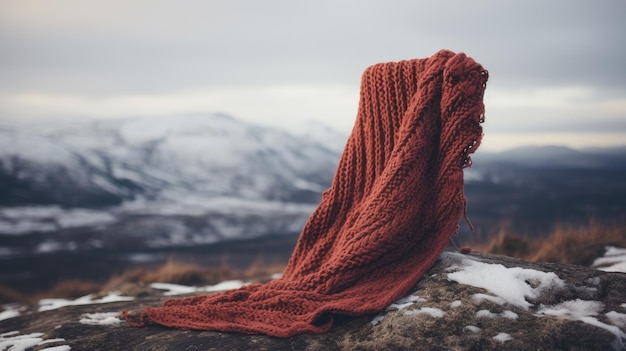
xmin=0 ymin=285 xmax=29 ymax=304
xmin=102 ymin=259 xmax=246 ymax=293
xmin=472 ymin=220 xmax=626 ymax=266
xmin=38 ymin=279 xmax=102 ymax=300
xmin=0 ymin=257 xmax=287 ymax=303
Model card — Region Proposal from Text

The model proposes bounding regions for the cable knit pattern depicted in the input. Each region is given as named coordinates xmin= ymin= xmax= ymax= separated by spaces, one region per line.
xmin=123 ymin=49 xmax=488 ymax=337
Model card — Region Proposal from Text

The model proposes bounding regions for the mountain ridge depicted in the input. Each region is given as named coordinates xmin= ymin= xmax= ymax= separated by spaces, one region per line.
xmin=1 ymin=114 xmax=626 ymax=294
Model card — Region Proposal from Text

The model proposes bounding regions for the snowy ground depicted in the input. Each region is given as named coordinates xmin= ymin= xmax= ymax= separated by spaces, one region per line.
xmin=593 ymin=246 xmax=626 ymax=273
xmin=0 ymin=331 xmax=71 ymax=351
xmin=1 ymin=249 xmax=625 ymax=350
xmin=370 ymin=250 xmax=626 ymax=348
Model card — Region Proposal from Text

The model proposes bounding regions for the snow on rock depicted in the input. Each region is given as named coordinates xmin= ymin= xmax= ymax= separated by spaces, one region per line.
xmin=79 ymin=312 xmax=123 ymax=326
xmin=38 ymin=292 xmax=134 ymax=312
xmin=403 ymin=307 xmax=445 ymax=318
xmin=0 ymin=331 xmax=70 ymax=351
xmin=387 ymin=295 xmax=426 ymax=310
xmin=465 ymin=325 xmax=481 ymax=333
xmin=537 ymin=299 xmax=604 ymax=319
xmin=593 ymin=246 xmax=626 ymax=273
xmin=205 ymin=280 xmax=247 ymax=293
xmin=475 ymin=309 xmax=498 ymax=318
xmin=0 ymin=251 xmax=624 ymax=350
xmin=472 ymin=293 xmax=506 ymax=306
xmin=149 ymin=283 xmax=197 ymax=296
xmin=476 ymin=310 xmax=518 ymax=320
xmin=492 ymin=332 xmax=512 ymax=343
xmin=443 ymin=252 xmax=565 ymax=309
xmin=537 ymin=299 xmax=626 ymax=348
xmin=150 ymin=280 xmax=247 ymax=296
xmin=0 ymin=309 xmax=20 ymax=321
xmin=0 ymin=304 xmax=23 ymax=321
xmin=607 ymin=311 xmax=626 ymax=329
xmin=370 ymin=294 xmax=429 ymax=324
xmin=39 ymin=346 xmax=71 ymax=351
xmin=442 ymin=252 xmax=626 ymax=349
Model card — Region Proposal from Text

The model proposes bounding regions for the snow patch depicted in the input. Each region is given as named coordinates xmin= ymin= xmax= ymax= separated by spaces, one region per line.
xmin=475 ymin=309 xmax=518 ymax=319
xmin=537 ymin=299 xmax=626 ymax=348
xmin=537 ymin=299 xmax=603 ymax=319
xmin=606 ymin=247 xmax=626 ymax=256
xmin=0 ymin=304 xmax=23 ymax=321
xmin=40 ymin=346 xmax=71 ymax=351
xmin=149 ymin=283 xmax=197 ymax=295
xmin=493 ymin=332 xmax=512 ymax=343
xmin=501 ymin=310 xmax=519 ymax=319
xmin=472 ymin=293 xmax=506 ymax=306
xmin=607 ymin=311 xmax=626 ymax=329
xmin=387 ymin=295 xmax=426 ymax=310
xmin=371 ymin=294 xmax=428 ymax=325
xmin=403 ymin=307 xmax=445 ymax=318
xmin=39 ymin=291 xmax=134 ymax=312
xmin=0 ymin=309 xmax=20 ymax=321
xmin=593 ymin=246 xmax=626 ymax=273
xmin=476 ymin=309 xmax=497 ymax=318
xmin=150 ymin=280 xmax=247 ymax=296
xmin=79 ymin=312 xmax=123 ymax=326
xmin=605 ymin=311 xmax=626 ymax=329
xmin=443 ymin=252 xmax=565 ymax=309
xmin=0 ymin=331 xmax=70 ymax=351
xmin=450 ymin=300 xmax=462 ymax=308
xmin=465 ymin=325 xmax=481 ymax=333
xmin=205 ymin=280 xmax=247 ymax=292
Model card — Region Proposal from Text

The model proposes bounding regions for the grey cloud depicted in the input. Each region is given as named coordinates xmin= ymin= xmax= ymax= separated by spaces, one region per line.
xmin=0 ymin=0 xmax=625 ymax=97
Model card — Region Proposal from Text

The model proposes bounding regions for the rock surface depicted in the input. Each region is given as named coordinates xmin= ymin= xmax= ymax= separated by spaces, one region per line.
xmin=1 ymin=252 xmax=626 ymax=350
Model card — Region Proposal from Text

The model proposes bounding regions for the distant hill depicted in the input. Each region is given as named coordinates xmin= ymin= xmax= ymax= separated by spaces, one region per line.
xmin=465 ymin=145 xmax=626 ymax=238
xmin=474 ymin=145 xmax=626 ymax=169
xmin=0 ymin=114 xmax=347 ymax=256
xmin=0 ymin=114 xmax=344 ymax=208
xmin=0 ymin=114 xmax=624 ymax=253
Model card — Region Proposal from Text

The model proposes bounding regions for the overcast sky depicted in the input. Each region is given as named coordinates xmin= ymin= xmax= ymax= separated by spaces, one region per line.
xmin=1 ymin=0 xmax=625 ymax=150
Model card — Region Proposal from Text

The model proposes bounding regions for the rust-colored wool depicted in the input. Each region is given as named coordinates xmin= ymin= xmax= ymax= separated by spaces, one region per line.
xmin=123 ymin=49 xmax=488 ymax=337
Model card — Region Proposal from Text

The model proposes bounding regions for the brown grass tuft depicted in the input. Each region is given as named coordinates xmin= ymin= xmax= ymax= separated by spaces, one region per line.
xmin=0 ymin=285 xmax=29 ymax=304
xmin=103 ymin=258 xmax=236 ymax=292
xmin=31 ymin=279 xmax=102 ymax=301
xmin=530 ymin=221 xmax=626 ymax=266
xmin=480 ymin=231 xmax=539 ymax=259
xmin=472 ymin=220 xmax=626 ymax=266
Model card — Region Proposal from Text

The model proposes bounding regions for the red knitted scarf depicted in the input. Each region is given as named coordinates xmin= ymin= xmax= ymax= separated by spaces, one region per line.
xmin=123 ymin=49 xmax=488 ymax=337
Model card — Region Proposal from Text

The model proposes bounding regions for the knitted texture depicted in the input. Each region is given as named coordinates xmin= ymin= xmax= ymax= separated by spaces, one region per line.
xmin=123 ymin=49 xmax=488 ymax=337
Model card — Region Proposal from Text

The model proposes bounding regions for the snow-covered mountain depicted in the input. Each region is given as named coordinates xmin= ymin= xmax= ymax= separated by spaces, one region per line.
xmin=0 ymin=114 xmax=347 ymax=254
xmin=2 ymin=113 xmax=626 ymax=257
